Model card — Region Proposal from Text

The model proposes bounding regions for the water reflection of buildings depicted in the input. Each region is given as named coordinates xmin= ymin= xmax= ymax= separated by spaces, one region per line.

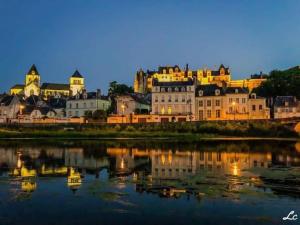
xmin=108 ymin=148 xmax=272 ymax=178
xmin=1 ymin=143 xmax=300 ymax=193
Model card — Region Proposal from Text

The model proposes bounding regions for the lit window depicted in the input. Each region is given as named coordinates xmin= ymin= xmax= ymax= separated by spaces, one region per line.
xmin=207 ymin=110 xmax=211 ymax=118
xmin=199 ymin=100 xmax=203 ymax=107
xmin=216 ymin=110 xmax=221 ymax=118
xmin=207 ymin=100 xmax=211 ymax=107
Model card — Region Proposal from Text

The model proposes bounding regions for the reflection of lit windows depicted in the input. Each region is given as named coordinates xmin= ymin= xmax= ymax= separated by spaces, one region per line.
xmin=200 ymin=152 xmax=204 ymax=161
xmin=216 ymin=110 xmax=221 ymax=118
xmin=217 ymin=152 xmax=221 ymax=161
xmin=208 ymin=152 xmax=212 ymax=161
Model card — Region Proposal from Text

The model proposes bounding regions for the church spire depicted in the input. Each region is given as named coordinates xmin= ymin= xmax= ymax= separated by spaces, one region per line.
xmin=27 ymin=64 xmax=39 ymax=75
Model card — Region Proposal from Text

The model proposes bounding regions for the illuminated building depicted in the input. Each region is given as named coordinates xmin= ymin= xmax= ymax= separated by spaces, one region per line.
xmin=10 ymin=65 xmax=85 ymax=98
xmin=134 ymin=64 xmax=266 ymax=94
xmin=151 ymin=78 xmax=196 ymax=122
xmin=195 ymin=85 xmax=270 ymax=120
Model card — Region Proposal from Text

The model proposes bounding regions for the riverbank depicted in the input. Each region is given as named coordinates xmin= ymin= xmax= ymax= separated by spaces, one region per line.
xmin=0 ymin=120 xmax=298 ymax=140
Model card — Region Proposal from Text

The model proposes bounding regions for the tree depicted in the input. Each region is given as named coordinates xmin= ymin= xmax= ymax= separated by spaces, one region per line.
xmin=253 ymin=67 xmax=300 ymax=99
xmin=92 ymin=110 xmax=107 ymax=120
xmin=107 ymin=81 xmax=134 ymax=114
xmin=108 ymin=81 xmax=133 ymax=96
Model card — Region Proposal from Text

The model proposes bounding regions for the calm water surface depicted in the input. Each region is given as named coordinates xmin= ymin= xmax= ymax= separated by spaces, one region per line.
xmin=0 ymin=140 xmax=300 ymax=225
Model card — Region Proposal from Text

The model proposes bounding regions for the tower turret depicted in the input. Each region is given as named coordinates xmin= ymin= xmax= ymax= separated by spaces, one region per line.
xmin=69 ymin=70 xmax=85 ymax=96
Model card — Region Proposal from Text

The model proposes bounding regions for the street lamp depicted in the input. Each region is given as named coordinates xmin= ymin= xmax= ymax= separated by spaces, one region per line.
xmin=121 ymin=103 xmax=125 ymax=123
xmin=19 ymin=105 xmax=25 ymax=124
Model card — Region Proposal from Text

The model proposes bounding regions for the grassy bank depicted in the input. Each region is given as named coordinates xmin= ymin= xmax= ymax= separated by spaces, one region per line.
xmin=0 ymin=121 xmax=298 ymax=140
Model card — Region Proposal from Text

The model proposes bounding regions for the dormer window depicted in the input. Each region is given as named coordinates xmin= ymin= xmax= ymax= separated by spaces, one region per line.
xmin=175 ymin=87 xmax=179 ymax=92
xmin=163 ymin=69 xmax=166 ymax=74
xmin=199 ymin=90 xmax=204 ymax=96
xmin=235 ymin=89 xmax=239 ymax=93
xmin=76 ymin=93 xmax=80 ymax=100
xmin=182 ymin=87 xmax=185 ymax=92
xmin=215 ymin=89 xmax=220 ymax=96
xmin=168 ymin=87 xmax=171 ymax=92
xmin=161 ymin=88 xmax=165 ymax=92
xmin=285 ymin=101 xmax=289 ymax=107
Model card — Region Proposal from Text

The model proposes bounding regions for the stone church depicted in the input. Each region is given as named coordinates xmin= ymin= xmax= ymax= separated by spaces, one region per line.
xmin=10 ymin=64 xmax=85 ymax=98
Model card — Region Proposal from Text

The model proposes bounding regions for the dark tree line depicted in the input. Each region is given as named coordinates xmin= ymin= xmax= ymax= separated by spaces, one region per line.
xmin=253 ymin=66 xmax=300 ymax=99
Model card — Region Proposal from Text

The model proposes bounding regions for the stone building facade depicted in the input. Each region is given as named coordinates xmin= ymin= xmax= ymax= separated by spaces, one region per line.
xmin=10 ymin=65 xmax=85 ymax=98
xmin=151 ymin=78 xmax=196 ymax=122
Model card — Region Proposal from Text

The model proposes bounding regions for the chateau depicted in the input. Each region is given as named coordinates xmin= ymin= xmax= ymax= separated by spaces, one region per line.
xmin=134 ymin=64 xmax=266 ymax=93
xmin=10 ymin=64 xmax=85 ymax=98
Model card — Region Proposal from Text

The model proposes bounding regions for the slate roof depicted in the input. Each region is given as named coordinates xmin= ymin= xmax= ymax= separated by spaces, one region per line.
xmin=0 ymin=95 xmax=24 ymax=106
xmin=157 ymin=65 xmax=181 ymax=73
xmin=40 ymin=83 xmax=70 ymax=90
xmin=211 ymin=64 xmax=230 ymax=76
xmin=25 ymin=95 xmax=42 ymax=106
xmin=69 ymin=92 xmax=109 ymax=100
xmin=71 ymin=70 xmax=83 ymax=78
xmin=225 ymin=87 xmax=249 ymax=94
xmin=274 ymin=96 xmax=299 ymax=108
xmin=195 ymin=84 xmax=225 ymax=97
xmin=11 ymin=84 xmax=25 ymax=89
xmin=47 ymin=97 xmax=66 ymax=109
xmin=28 ymin=64 xmax=39 ymax=75
xmin=0 ymin=95 xmax=14 ymax=106
xmin=129 ymin=93 xmax=150 ymax=105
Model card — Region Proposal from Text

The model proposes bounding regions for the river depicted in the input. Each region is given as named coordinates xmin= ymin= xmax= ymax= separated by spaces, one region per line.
xmin=0 ymin=139 xmax=299 ymax=225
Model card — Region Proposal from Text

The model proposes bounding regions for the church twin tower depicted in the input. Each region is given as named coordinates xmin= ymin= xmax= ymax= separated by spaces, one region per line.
xmin=10 ymin=64 xmax=85 ymax=98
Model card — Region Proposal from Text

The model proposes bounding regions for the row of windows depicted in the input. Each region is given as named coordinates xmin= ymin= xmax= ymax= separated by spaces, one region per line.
xmin=199 ymin=110 xmax=221 ymax=119
xmin=68 ymin=102 xmax=95 ymax=109
xmin=154 ymin=95 xmax=192 ymax=103
xmin=198 ymin=99 xmax=221 ymax=107
xmin=276 ymin=108 xmax=295 ymax=113
xmin=229 ymin=98 xmax=247 ymax=104
xmin=156 ymin=86 xmax=193 ymax=92
xmin=154 ymin=105 xmax=190 ymax=114
xmin=229 ymin=105 xmax=263 ymax=113
xmin=72 ymin=80 xmax=82 ymax=85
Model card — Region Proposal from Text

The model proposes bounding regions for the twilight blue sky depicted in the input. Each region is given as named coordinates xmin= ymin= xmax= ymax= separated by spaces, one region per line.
xmin=1 ymin=0 xmax=300 ymax=94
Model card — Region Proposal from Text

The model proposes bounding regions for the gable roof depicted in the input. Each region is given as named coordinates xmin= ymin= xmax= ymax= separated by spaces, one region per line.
xmin=71 ymin=70 xmax=83 ymax=78
xmin=27 ymin=64 xmax=39 ymax=75
xmin=0 ymin=95 xmax=23 ymax=106
xmin=40 ymin=83 xmax=70 ymax=90
xmin=11 ymin=84 xmax=25 ymax=89
xmin=0 ymin=95 xmax=14 ymax=106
